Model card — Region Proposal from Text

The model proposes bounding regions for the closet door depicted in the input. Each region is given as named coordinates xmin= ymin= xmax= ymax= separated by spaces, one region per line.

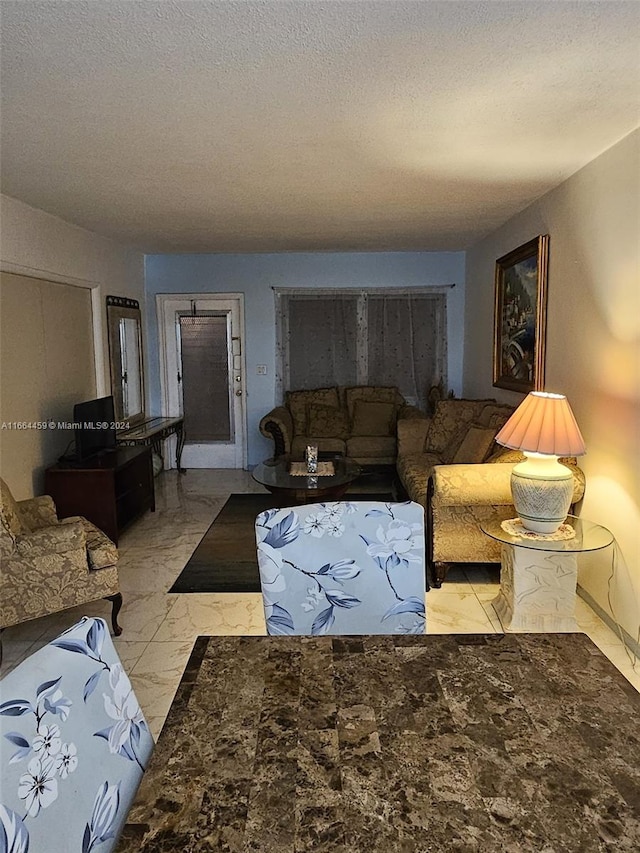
xmin=0 ymin=273 xmax=95 ymax=495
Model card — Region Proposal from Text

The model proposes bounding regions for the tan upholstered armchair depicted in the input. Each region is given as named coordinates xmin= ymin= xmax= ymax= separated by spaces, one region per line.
xmin=0 ymin=478 xmax=122 ymax=635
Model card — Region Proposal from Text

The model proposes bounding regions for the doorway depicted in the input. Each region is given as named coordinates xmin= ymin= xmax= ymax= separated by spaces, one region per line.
xmin=158 ymin=295 xmax=246 ymax=468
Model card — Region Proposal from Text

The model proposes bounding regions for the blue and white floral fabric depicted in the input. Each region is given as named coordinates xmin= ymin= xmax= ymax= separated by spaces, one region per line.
xmin=0 ymin=617 xmax=154 ymax=852
xmin=255 ymin=500 xmax=426 ymax=636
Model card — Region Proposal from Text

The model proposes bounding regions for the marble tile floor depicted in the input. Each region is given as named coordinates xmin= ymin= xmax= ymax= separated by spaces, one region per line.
xmin=1 ymin=469 xmax=638 ymax=742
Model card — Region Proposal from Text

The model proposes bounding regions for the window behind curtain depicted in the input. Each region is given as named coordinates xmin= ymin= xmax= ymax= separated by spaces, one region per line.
xmin=275 ymin=288 xmax=448 ymax=409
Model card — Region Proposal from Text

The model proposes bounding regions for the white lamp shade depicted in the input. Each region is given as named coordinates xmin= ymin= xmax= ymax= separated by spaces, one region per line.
xmin=495 ymin=392 xmax=586 ymax=457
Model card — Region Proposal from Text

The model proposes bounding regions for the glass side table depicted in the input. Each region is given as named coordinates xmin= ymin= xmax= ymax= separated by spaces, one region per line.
xmin=480 ymin=515 xmax=614 ymax=632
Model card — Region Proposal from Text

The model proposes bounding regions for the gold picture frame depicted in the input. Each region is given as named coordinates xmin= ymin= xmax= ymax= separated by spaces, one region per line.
xmin=493 ymin=235 xmax=549 ymax=392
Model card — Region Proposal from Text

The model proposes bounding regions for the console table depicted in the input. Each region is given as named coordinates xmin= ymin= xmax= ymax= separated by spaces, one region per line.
xmin=481 ymin=515 xmax=614 ymax=632
xmin=117 ymin=416 xmax=186 ymax=473
xmin=45 ymin=446 xmax=155 ymax=545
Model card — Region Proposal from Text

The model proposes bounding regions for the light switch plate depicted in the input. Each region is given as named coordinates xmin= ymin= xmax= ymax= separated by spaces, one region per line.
xmin=256 ymin=364 xmax=267 ymax=375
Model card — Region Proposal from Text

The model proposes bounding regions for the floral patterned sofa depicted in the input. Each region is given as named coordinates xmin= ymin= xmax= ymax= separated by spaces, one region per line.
xmin=259 ymin=385 xmax=424 ymax=465
xmin=0 ymin=616 xmax=154 ymax=852
xmin=396 ymin=397 xmax=586 ymax=586
xmin=0 ymin=478 xmax=122 ymax=634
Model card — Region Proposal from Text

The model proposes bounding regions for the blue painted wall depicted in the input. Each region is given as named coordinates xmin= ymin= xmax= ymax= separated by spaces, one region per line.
xmin=144 ymin=252 xmax=466 ymax=466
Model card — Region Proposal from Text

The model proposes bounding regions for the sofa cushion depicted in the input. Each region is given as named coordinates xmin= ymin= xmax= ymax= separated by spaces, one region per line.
xmin=397 ymin=417 xmax=431 ymax=456
xmin=307 ymin=403 xmax=350 ymax=439
xmin=344 ymin=386 xmax=403 ymax=420
xmin=286 ymin=387 xmax=340 ymax=435
xmin=440 ymin=422 xmax=474 ymax=463
xmin=351 ymin=400 xmax=396 ymax=436
xmin=425 ymin=399 xmax=495 ymax=455
xmin=347 ymin=435 xmax=397 ymax=459
xmin=452 ymin=425 xmax=498 ymax=464
xmin=0 ymin=478 xmax=29 ymax=538
xmin=477 ymin=403 xmax=515 ymax=430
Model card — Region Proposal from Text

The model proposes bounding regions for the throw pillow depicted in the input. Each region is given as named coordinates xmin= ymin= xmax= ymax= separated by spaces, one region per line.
xmin=425 ymin=398 xmax=496 ymax=455
xmin=440 ymin=422 xmax=472 ymax=463
xmin=452 ymin=425 xmax=499 ymax=464
xmin=286 ymin=387 xmax=340 ymax=435
xmin=351 ymin=400 xmax=396 ymax=436
xmin=477 ymin=403 xmax=515 ymax=431
xmin=344 ymin=386 xmax=401 ymax=420
xmin=307 ymin=403 xmax=350 ymax=439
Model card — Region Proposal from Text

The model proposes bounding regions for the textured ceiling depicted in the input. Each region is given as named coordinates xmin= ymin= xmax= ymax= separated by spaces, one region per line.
xmin=1 ymin=1 xmax=639 ymax=253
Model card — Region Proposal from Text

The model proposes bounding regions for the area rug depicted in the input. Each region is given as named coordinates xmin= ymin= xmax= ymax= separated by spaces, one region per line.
xmin=168 ymin=490 xmax=392 ymax=593
xmin=117 ymin=633 xmax=640 ymax=852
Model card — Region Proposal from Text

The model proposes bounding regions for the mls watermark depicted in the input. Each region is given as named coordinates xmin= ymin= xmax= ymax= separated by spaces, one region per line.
xmin=1 ymin=421 xmax=130 ymax=431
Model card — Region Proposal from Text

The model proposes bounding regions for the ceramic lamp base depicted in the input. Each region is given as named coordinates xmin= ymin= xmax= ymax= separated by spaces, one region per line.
xmin=511 ymin=453 xmax=573 ymax=534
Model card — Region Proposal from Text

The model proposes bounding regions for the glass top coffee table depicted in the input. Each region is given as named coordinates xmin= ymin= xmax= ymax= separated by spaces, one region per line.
xmin=252 ymin=455 xmax=362 ymax=504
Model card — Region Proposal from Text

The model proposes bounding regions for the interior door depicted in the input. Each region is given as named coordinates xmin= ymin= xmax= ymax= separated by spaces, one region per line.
xmin=160 ymin=295 xmax=246 ymax=468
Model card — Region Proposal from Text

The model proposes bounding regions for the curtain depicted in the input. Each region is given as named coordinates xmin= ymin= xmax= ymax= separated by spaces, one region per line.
xmin=367 ymin=293 xmax=447 ymax=406
xmin=275 ymin=288 xmax=448 ymax=409
xmin=287 ymin=295 xmax=359 ymax=390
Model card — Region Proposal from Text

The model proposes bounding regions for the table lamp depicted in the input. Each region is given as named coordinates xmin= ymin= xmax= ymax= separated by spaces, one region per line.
xmin=495 ymin=391 xmax=586 ymax=534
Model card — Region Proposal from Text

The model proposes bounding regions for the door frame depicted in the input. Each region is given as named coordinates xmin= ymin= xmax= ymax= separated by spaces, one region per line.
xmin=156 ymin=292 xmax=248 ymax=469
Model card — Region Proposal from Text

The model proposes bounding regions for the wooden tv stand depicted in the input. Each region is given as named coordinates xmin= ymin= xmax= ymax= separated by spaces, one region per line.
xmin=45 ymin=446 xmax=155 ymax=545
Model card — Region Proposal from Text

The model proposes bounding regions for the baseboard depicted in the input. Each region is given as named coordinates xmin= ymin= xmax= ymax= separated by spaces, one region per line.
xmin=577 ymin=585 xmax=640 ymax=659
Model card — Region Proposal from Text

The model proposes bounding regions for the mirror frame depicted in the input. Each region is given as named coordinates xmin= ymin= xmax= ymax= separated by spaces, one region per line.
xmin=106 ymin=295 xmax=146 ymax=428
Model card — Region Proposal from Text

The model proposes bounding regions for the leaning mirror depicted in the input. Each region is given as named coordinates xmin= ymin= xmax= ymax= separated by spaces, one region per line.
xmin=106 ymin=295 xmax=145 ymax=427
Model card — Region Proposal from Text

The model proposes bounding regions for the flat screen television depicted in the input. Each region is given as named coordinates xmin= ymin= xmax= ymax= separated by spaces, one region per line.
xmin=73 ymin=396 xmax=117 ymax=461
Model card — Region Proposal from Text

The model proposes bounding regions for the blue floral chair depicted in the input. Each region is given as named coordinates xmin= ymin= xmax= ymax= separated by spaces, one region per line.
xmin=0 ymin=617 xmax=154 ymax=852
xmin=255 ymin=500 xmax=426 ymax=635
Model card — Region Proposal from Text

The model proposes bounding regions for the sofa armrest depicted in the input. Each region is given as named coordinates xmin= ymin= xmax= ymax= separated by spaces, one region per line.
xmin=15 ymin=521 xmax=86 ymax=558
xmin=259 ymin=406 xmax=294 ymax=457
xmin=397 ymin=417 xmax=431 ymax=456
xmin=431 ymin=461 xmax=586 ymax=508
xmin=17 ymin=495 xmax=58 ymax=530
xmin=60 ymin=516 xmax=118 ymax=569
xmin=431 ymin=463 xmax=516 ymax=507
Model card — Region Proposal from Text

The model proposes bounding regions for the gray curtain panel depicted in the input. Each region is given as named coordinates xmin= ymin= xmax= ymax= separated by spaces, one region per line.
xmin=275 ymin=288 xmax=448 ymax=409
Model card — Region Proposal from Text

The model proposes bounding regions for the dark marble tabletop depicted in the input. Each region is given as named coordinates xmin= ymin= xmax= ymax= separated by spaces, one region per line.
xmin=116 ymin=633 xmax=640 ymax=852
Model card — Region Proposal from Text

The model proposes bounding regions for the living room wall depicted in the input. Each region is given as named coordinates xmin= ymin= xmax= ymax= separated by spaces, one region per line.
xmin=0 ymin=194 xmax=145 ymax=496
xmin=144 ymin=251 xmax=466 ymax=466
xmin=463 ymin=129 xmax=639 ymax=644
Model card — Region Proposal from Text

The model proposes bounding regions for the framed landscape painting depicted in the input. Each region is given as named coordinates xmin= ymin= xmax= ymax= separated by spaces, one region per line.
xmin=493 ymin=235 xmax=549 ymax=392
